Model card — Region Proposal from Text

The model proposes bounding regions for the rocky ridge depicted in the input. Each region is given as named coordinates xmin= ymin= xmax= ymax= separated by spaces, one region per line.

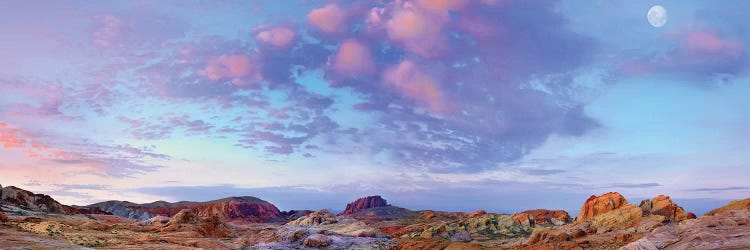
xmin=1 ymin=185 xmax=108 ymax=215
xmin=86 ymin=196 xmax=283 ymax=222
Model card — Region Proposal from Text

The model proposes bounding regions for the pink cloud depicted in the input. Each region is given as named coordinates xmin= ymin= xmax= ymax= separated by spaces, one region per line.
xmin=681 ymin=31 xmax=741 ymax=56
xmin=256 ymin=27 xmax=296 ymax=48
xmin=415 ymin=0 xmax=469 ymax=12
xmin=386 ymin=4 xmax=447 ymax=58
xmin=92 ymin=15 xmax=128 ymax=47
xmin=332 ymin=39 xmax=376 ymax=75
xmin=202 ymin=54 xmax=262 ymax=87
xmin=0 ymin=122 xmax=25 ymax=148
xmin=308 ymin=4 xmax=348 ymax=33
xmin=383 ymin=60 xmax=449 ymax=113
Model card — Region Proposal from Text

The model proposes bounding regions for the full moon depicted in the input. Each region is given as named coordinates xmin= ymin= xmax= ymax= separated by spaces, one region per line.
xmin=647 ymin=5 xmax=668 ymax=27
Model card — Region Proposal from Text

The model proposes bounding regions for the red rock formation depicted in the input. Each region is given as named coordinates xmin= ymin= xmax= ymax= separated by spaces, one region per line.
xmin=339 ymin=195 xmax=389 ymax=216
xmin=512 ymin=209 xmax=572 ymax=226
xmin=575 ymin=192 xmax=628 ymax=222
xmin=686 ymin=212 xmax=697 ymax=219
xmin=639 ymin=195 xmax=688 ymax=221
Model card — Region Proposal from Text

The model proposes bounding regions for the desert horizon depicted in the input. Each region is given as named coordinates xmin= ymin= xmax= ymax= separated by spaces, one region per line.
xmin=2 ymin=0 xmax=750 ymax=249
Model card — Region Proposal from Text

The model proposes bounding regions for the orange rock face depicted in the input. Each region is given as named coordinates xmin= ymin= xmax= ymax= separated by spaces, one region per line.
xmin=512 ymin=209 xmax=571 ymax=226
xmin=419 ymin=210 xmax=436 ymax=219
xmin=640 ymin=195 xmax=688 ymax=221
xmin=706 ymin=198 xmax=750 ymax=216
xmin=575 ymin=192 xmax=628 ymax=222
xmin=466 ymin=210 xmax=487 ymax=218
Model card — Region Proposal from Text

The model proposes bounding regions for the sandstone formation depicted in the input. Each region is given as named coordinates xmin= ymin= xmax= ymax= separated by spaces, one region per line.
xmin=286 ymin=209 xmax=337 ymax=226
xmin=339 ymin=195 xmax=389 ymax=216
xmin=639 ymin=195 xmax=689 ymax=222
xmin=87 ymin=196 xmax=282 ymax=222
xmin=512 ymin=209 xmax=571 ymax=226
xmin=706 ymin=197 xmax=750 ymax=215
xmin=576 ymin=192 xmax=629 ymax=222
xmin=623 ymin=209 xmax=750 ymax=249
xmin=524 ymin=192 xmax=663 ymax=249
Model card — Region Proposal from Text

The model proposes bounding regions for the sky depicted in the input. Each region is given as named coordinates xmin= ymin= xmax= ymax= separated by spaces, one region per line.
xmin=1 ymin=0 xmax=749 ymax=216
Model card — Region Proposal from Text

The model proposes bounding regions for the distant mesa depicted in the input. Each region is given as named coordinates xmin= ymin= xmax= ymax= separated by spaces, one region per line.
xmin=339 ymin=195 xmax=389 ymax=216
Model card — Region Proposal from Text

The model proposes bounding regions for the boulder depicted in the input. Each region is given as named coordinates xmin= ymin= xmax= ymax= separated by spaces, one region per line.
xmin=339 ymin=195 xmax=389 ymax=216
xmin=303 ymin=234 xmax=331 ymax=248
xmin=575 ymin=192 xmax=628 ymax=222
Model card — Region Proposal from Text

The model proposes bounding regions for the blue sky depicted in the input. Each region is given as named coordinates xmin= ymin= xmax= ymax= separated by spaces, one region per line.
xmin=0 ymin=0 xmax=748 ymax=215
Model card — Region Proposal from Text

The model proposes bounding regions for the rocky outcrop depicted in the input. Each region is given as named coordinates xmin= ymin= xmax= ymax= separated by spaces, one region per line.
xmin=623 ymin=209 xmax=750 ymax=250
xmin=576 ymin=192 xmax=629 ymax=222
xmin=0 ymin=186 xmax=108 ymax=215
xmin=286 ymin=210 xmax=337 ymax=226
xmin=524 ymin=192 xmax=664 ymax=249
xmin=639 ymin=195 xmax=689 ymax=222
xmin=512 ymin=209 xmax=572 ymax=226
xmin=339 ymin=195 xmax=389 ymax=216
xmin=87 ymin=196 xmax=283 ymax=222
xmin=706 ymin=198 xmax=750 ymax=216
